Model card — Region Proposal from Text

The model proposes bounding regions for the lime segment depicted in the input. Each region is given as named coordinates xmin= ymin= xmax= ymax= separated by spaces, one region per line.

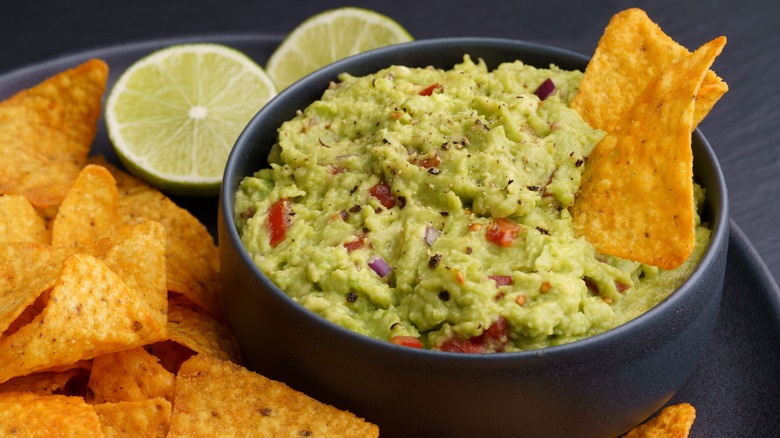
xmin=266 ymin=7 xmax=413 ymax=90
xmin=105 ymin=43 xmax=276 ymax=197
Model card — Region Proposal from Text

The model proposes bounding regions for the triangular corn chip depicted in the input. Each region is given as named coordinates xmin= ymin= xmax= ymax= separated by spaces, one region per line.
xmin=0 ymin=253 xmax=166 ymax=383
xmin=86 ymin=348 xmax=175 ymax=404
xmin=0 ymin=392 xmax=104 ymax=437
xmin=94 ymin=398 xmax=171 ymax=438
xmin=103 ymin=221 xmax=168 ymax=318
xmin=571 ymin=37 xmax=726 ymax=269
xmin=51 ymin=164 xmax=124 ymax=248
xmin=0 ymin=59 xmax=108 ymax=208
xmin=571 ymin=8 xmax=728 ymax=133
xmin=0 ymin=194 xmax=50 ymax=243
xmin=0 ymin=243 xmax=71 ymax=335
xmin=168 ymin=354 xmax=379 ymax=438
xmin=623 ymin=403 xmax=697 ymax=438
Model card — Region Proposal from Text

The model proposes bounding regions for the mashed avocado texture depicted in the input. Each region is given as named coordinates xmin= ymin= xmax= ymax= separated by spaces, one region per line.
xmin=234 ymin=56 xmax=710 ymax=352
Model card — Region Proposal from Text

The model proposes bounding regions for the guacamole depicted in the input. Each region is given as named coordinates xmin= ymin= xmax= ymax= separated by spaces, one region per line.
xmin=234 ymin=56 xmax=710 ymax=352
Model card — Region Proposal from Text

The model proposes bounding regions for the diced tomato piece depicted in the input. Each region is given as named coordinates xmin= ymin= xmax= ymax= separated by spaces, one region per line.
xmin=439 ymin=317 xmax=509 ymax=354
xmin=488 ymin=275 xmax=513 ymax=287
xmin=485 ymin=218 xmax=521 ymax=247
xmin=344 ymin=235 xmax=367 ymax=252
xmin=390 ymin=336 xmax=423 ymax=349
xmin=419 ymin=83 xmax=441 ymax=96
xmin=438 ymin=337 xmax=485 ymax=353
xmin=415 ymin=155 xmax=442 ymax=168
xmin=267 ymin=198 xmax=291 ymax=248
xmin=483 ymin=316 xmax=509 ymax=342
xmin=369 ymin=181 xmax=396 ymax=209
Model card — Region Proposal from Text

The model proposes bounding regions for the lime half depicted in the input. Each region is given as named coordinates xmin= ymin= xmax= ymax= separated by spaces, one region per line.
xmin=266 ymin=7 xmax=413 ymax=90
xmin=105 ymin=43 xmax=276 ymax=197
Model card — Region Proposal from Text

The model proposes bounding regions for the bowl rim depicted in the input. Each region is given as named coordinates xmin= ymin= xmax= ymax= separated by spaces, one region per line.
xmin=220 ymin=36 xmax=730 ymax=363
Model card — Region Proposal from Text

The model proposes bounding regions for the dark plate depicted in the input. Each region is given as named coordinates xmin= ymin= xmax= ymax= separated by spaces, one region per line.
xmin=2 ymin=35 xmax=778 ymax=437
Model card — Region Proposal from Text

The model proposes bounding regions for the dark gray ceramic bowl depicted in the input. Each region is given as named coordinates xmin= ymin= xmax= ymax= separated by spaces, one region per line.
xmin=219 ymin=37 xmax=729 ymax=438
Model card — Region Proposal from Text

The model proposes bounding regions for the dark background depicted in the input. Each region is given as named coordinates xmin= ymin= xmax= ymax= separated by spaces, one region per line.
xmin=1 ymin=1 xmax=778 ymax=436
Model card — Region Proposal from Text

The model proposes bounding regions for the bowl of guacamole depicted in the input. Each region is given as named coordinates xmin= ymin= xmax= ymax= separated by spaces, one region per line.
xmin=219 ymin=37 xmax=729 ymax=438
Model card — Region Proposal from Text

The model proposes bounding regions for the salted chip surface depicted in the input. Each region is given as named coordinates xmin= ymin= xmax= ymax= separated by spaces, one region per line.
xmin=86 ymin=347 xmax=175 ymax=404
xmin=0 ymin=238 xmax=116 ymax=337
xmin=0 ymin=253 xmax=166 ymax=383
xmin=2 ymin=290 xmax=52 ymax=338
xmin=168 ymin=354 xmax=380 ymax=438
xmin=0 ymin=194 xmax=49 ymax=243
xmin=0 ymin=243 xmax=72 ymax=335
xmin=94 ymin=398 xmax=171 ymax=438
xmin=0 ymin=392 xmax=104 ymax=437
xmin=571 ymin=37 xmax=726 ymax=269
xmin=51 ymin=164 xmax=124 ymax=248
xmin=103 ymin=221 xmax=168 ymax=318
xmin=623 ymin=403 xmax=697 ymax=438
xmin=0 ymin=59 xmax=108 ymax=208
xmin=571 ymin=8 xmax=728 ymax=133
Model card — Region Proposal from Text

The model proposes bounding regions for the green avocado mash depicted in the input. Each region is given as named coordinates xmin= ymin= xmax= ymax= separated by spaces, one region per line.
xmin=234 ymin=55 xmax=710 ymax=352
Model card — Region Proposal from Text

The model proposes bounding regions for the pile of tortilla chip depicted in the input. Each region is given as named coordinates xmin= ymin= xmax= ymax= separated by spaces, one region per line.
xmin=570 ymin=8 xmax=728 ymax=270
xmin=0 ymin=60 xmax=378 ymax=436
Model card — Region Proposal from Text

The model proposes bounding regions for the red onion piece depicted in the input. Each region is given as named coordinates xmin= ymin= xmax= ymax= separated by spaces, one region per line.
xmin=534 ymin=78 xmax=556 ymax=100
xmin=368 ymin=256 xmax=392 ymax=278
xmin=424 ymin=225 xmax=440 ymax=246
xmin=488 ymin=275 xmax=513 ymax=286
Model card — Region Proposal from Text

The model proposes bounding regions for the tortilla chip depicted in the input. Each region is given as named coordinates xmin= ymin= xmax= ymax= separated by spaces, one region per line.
xmin=0 ymin=253 xmax=166 ymax=383
xmin=571 ymin=8 xmax=728 ymax=133
xmin=0 ymin=368 xmax=86 ymax=396
xmin=0 ymin=392 xmax=104 ymax=437
xmin=623 ymin=403 xmax=696 ymax=438
xmin=0 ymin=194 xmax=50 ymax=243
xmin=571 ymin=37 xmax=726 ymax=269
xmin=168 ymin=354 xmax=379 ymax=438
xmin=51 ymin=164 xmax=125 ymax=248
xmin=0 ymin=241 xmax=114 ymax=336
xmin=164 ymin=238 xmax=223 ymax=319
xmin=86 ymin=347 xmax=175 ymax=404
xmin=0 ymin=243 xmax=72 ymax=335
xmin=102 ymin=221 xmax=168 ymax=319
xmin=0 ymin=59 xmax=108 ymax=208
xmin=91 ymin=156 xmax=224 ymax=319
xmin=2 ymin=289 xmax=51 ymax=338
xmin=91 ymin=156 xmax=219 ymax=271
xmin=165 ymin=295 xmax=242 ymax=364
xmin=94 ymin=398 xmax=171 ymax=438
